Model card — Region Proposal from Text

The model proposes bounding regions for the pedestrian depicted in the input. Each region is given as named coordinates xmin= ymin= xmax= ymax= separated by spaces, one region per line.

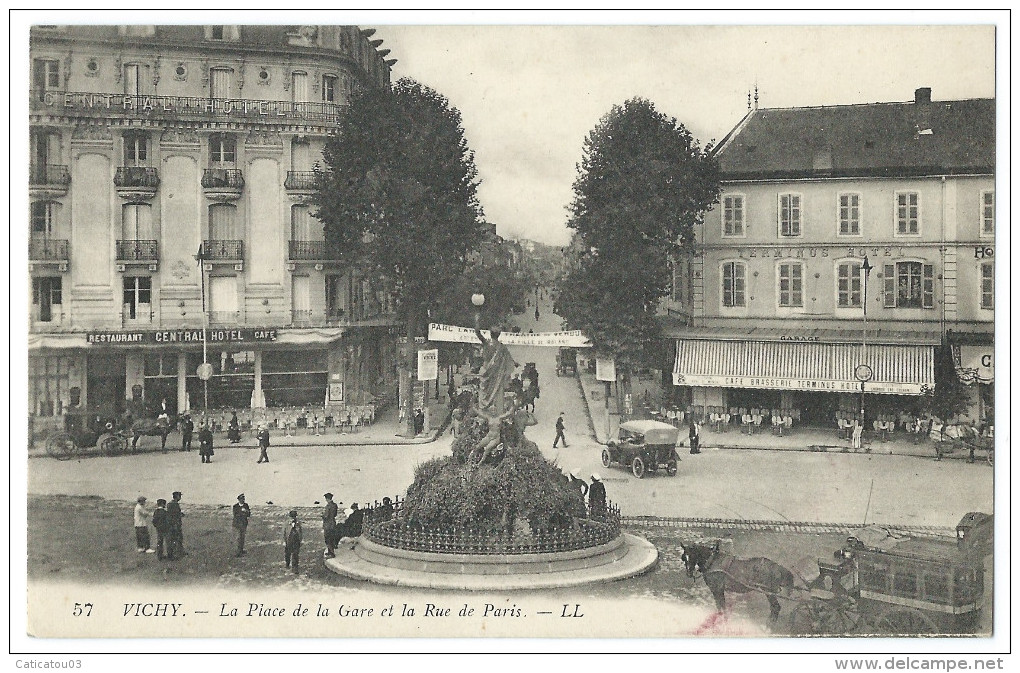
xmin=133 ymin=496 xmax=154 ymax=553
xmin=198 ymin=422 xmax=214 ymax=463
xmin=152 ymin=498 xmax=169 ymax=560
xmin=852 ymin=417 xmax=864 ymax=450
xmin=322 ymin=492 xmax=338 ymax=559
xmin=588 ymin=473 xmax=607 ymax=518
xmin=345 ymin=502 xmax=366 ymax=538
xmin=180 ymin=412 xmax=194 ymax=452
xmin=568 ymin=468 xmax=588 ymax=499
xmin=553 ymin=412 xmax=568 ymax=448
xmin=256 ymin=424 xmax=271 ymax=463
xmin=228 ymin=411 xmax=241 ymax=444
xmin=167 ymin=491 xmax=185 ymax=559
xmin=413 ymin=409 xmax=425 ymax=436
xmin=688 ymin=419 xmax=701 ymax=454
xmin=535 ymin=307 xmax=540 ymax=321
xmin=377 ymin=497 xmax=394 ymax=523
xmin=232 ymin=493 xmax=251 ymax=557
xmin=283 ymin=510 xmax=302 ymax=573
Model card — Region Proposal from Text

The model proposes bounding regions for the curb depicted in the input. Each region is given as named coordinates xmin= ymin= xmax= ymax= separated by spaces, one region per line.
xmin=622 ymin=515 xmax=956 ymax=538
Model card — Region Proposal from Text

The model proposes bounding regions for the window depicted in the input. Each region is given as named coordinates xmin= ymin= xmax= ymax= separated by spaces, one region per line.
xmin=31 ymin=201 xmax=58 ymax=237
xmin=123 ymin=133 xmax=148 ymax=166
xmin=981 ymin=190 xmax=994 ymax=236
xmin=209 ymin=134 xmax=236 ymax=165
xmin=884 ymin=262 xmax=934 ymax=309
xmin=896 ymin=192 xmax=920 ymax=235
xmin=210 ymin=68 xmax=232 ymax=99
xmin=722 ymin=261 xmax=746 ymax=308
xmin=122 ymin=203 xmax=153 ymax=240
xmin=210 ymin=25 xmax=225 ymax=40
xmin=981 ymin=263 xmax=993 ymax=310
xmin=32 ymin=277 xmax=62 ymax=322
xmin=722 ymin=194 xmax=744 ymax=237
xmin=837 ymin=261 xmax=862 ymax=308
xmin=124 ymin=63 xmax=142 ymax=95
xmin=291 ymin=71 xmax=308 ymax=103
xmin=779 ymin=194 xmax=801 ymax=236
xmin=838 ymin=193 xmax=861 ymax=236
xmin=208 ymin=203 xmax=237 ymax=240
xmin=120 ymin=25 xmax=155 ymax=37
xmin=322 ymin=74 xmax=338 ymax=102
xmin=326 ymin=274 xmax=345 ymax=320
xmin=778 ymin=263 xmax=803 ymax=307
xmin=123 ymin=276 xmax=152 ymax=321
xmin=32 ymin=58 xmax=60 ymax=97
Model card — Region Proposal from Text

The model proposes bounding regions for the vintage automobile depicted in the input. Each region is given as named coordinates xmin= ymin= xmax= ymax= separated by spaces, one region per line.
xmin=556 ymin=347 xmax=578 ymax=376
xmin=602 ymin=419 xmax=680 ymax=478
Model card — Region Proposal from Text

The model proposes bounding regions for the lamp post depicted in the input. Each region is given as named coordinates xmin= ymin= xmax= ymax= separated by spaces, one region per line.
xmin=858 ymin=255 xmax=874 ymax=426
xmin=194 ymin=245 xmax=212 ymax=411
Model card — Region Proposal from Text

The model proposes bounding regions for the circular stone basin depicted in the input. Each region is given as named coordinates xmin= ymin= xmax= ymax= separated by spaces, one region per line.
xmin=325 ymin=533 xmax=658 ymax=590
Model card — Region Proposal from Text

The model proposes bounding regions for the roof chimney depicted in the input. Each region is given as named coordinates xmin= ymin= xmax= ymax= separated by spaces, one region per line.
xmin=915 ymin=87 xmax=932 ymax=105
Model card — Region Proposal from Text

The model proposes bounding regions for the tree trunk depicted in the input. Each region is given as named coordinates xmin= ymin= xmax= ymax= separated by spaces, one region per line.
xmin=404 ymin=313 xmax=419 ymax=438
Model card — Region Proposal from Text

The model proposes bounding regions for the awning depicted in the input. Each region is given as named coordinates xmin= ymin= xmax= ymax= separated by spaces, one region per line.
xmin=673 ymin=339 xmax=934 ymax=395
xmin=28 ymin=333 xmax=91 ymax=351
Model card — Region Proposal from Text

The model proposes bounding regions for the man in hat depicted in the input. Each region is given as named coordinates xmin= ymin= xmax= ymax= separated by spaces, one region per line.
xmin=133 ymin=496 xmax=154 ymax=553
xmin=198 ymin=421 xmax=214 ymax=463
xmin=567 ymin=468 xmax=588 ymax=499
xmin=553 ymin=412 xmax=568 ymax=448
xmin=283 ymin=510 xmax=302 ymax=573
xmin=588 ymin=473 xmax=607 ymax=518
xmin=232 ymin=494 xmax=251 ymax=557
xmin=167 ymin=491 xmax=185 ymax=559
xmin=152 ymin=498 xmax=170 ymax=560
xmin=256 ymin=424 xmax=271 ymax=463
xmin=321 ymin=493 xmax=338 ymax=558
xmin=180 ymin=412 xmax=194 ymax=452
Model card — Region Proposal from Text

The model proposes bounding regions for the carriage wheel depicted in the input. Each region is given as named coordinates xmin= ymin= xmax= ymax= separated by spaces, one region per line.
xmin=789 ymin=601 xmax=822 ymax=635
xmin=45 ymin=433 xmax=76 ymax=460
xmin=99 ymin=434 xmax=127 ymax=456
xmin=601 ymin=449 xmax=612 ymax=468
xmin=631 ymin=456 xmax=645 ymax=479
xmin=872 ymin=607 xmax=938 ymax=635
xmin=789 ymin=598 xmax=860 ymax=635
xmin=666 ymin=459 xmax=678 ymax=476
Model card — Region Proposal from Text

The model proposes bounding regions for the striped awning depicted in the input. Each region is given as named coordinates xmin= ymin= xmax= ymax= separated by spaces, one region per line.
xmin=673 ymin=339 xmax=934 ymax=395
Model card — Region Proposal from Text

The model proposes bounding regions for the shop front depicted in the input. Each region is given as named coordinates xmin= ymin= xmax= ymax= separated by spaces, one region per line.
xmin=672 ymin=335 xmax=936 ymax=429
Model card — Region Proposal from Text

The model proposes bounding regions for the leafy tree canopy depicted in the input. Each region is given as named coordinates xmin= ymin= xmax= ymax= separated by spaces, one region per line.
xmin=558 ymin=98 xmax=720 ymax=368
xmin=314 ymin=78 xmax=487 ymax=329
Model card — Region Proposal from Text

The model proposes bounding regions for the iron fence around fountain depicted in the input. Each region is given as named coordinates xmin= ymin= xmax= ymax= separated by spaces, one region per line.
xmin=362 ymin=500 xmax=622 ymax=555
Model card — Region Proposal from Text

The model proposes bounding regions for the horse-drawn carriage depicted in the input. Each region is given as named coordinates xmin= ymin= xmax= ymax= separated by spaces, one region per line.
xmin=931 ymin=423 xmax=994 ymax=465
xmin=602 ymin=419 xmax=680 ymax=478
xmin=681 ymin=512 xmax=992 ymax=636
xmin=43 ymin=408 xmax=173 ymax=459
xmin=556 ymin=347 xmax=577 ymax=377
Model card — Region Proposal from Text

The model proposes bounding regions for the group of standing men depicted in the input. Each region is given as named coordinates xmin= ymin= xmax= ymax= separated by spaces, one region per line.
xmin=133 ymin=492 xmax=186 ymax=560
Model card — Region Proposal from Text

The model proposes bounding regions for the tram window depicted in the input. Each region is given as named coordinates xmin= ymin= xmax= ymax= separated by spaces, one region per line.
xmin=893 ymin=569 xmax=918 ymax=597
xmin=924 ymin=571 xmax=949 ymax=603
xmin=859 ymin=560 xmax=888 ymax=592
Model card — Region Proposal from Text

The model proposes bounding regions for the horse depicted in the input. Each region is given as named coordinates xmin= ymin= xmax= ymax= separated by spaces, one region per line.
xmin=129 ymin=415 xmax=174 ymax=453
xmin=680 ymin=540 xmax=797 ymax=623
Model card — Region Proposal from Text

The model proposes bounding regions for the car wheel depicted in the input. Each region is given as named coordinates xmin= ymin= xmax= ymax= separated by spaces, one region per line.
xmin=601 ymin=449 xmax=611 ymax=468
xmin=631 ymin=456 xmax=645 ymax=479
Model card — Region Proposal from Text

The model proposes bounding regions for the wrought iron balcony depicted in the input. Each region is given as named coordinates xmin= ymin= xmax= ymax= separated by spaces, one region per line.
xmin=114 ymin=166 xmax=160 ymax=188
xmin=202 ymin=239 xmax=244 ymax=261
xmin=32 ymin=90 xmax=348 ymax=126
xmin=116 ymin=239 xmax=159 ymax=261
xmin=201 ymin=168 xmax=245 ymax=190
xmin=29 ymin=163 xmax=71 ymax=186
xmin=288 ymin=240 xmax=330 ymax=260
xmin=29 ymin=238 xmax=69 ymax=261
xmin=284 ymin=171 xmax=318 ymax=191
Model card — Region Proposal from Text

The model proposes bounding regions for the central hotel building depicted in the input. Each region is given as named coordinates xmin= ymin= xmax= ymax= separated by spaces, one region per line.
xmin=28 ymin=25 xmax=402 ymax=429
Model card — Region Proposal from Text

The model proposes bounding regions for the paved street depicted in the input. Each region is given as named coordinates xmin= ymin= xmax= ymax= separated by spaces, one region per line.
xmin=27 ymin=296 xmax=993 ymax=529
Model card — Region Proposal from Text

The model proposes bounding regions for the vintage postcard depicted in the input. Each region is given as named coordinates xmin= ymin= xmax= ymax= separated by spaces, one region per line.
xmin=12 ymin=9 xmax=1007 ymax=664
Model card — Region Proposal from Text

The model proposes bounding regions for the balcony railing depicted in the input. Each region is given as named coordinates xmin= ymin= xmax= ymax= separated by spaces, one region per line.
xmin=29 ymin=238 xmax=69 ymax=261
xmin=201 ymin=168 xmax=244 ymax=190
xmin=203 ymin=239 xmax=244 ymax=260
xmin=284 ymin=171 xmax=318 ymax=190
xmin=114 ymin=166 xmax=160 ymax=188
xmin=288 ymin=240 xmax=330 ymax=260
xmin=208 ymin=310 xmax=241 ymax=325
xmin=29 ymin=164 xmax=71 ymax=186
xmin=31 ymin=90 xmax=348 ymax=125
xmin=116 ymin=239 xmax=159 ymax=261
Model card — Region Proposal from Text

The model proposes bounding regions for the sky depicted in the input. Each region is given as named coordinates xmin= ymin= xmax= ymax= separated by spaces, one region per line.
xmin=368 ymin=21 xmax=996 ymax=246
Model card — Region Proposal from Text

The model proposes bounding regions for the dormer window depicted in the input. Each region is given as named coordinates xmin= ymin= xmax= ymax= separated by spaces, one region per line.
xmin=205 ymin=25 xmax=239 ymax=41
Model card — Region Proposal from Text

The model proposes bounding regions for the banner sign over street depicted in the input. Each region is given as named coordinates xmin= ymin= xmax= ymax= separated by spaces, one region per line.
xmin=428 ymin=323 xmax=591 ymax=347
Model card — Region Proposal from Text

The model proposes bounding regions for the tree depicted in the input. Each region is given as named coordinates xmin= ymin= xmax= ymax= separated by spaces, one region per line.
xmin=557 ymin=98 xmax=719 ymax=396
xmin=314 ymin=78 xmax=486 ymax=435
xmin=925 ymin=343 xmax=971 ymax=421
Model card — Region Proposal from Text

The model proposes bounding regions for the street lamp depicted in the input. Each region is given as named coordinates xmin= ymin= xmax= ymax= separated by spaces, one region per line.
xmin=857 ymin=255 xmax=874 ymax=427
xmin=194 ymin=245 xmax=212 ymax=411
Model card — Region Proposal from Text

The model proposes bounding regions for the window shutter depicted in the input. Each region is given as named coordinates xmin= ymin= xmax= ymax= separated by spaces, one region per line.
xmin=883 ymin=264 xmax=895 ymax=307
xmin=922 ymin=264 xmax=934 ymax=309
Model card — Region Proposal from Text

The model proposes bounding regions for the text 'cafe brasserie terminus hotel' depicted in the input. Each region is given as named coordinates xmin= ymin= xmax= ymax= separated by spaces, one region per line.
xmin=27 ymin=24 xmax=405 ymax=434
xmin=661 ymin=87 xmax=994 ymax=427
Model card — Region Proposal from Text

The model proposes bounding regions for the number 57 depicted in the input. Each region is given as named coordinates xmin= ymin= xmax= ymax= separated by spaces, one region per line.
xmin=73 ymin=603 xmax=93 ymax=617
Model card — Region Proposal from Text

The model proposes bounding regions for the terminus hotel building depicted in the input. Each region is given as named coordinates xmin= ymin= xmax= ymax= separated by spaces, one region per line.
xmin=28 ymin=24 xmax=402 ymax=427
xmin=664 ymin=88 xmax=994 ymax=425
